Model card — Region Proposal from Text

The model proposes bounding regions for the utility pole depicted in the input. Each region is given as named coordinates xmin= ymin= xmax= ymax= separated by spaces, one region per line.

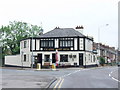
xmin=31 ymin=29 xmax=34 ymax=69
xmin=98 ymin=24 xmax=109 ymax=62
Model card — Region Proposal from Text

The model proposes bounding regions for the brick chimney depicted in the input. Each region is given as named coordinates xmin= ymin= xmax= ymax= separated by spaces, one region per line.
xmin=75 ymin=25 xmax=84 ymax=34
xmin=55 ymin=27 xmax=60 ymax=29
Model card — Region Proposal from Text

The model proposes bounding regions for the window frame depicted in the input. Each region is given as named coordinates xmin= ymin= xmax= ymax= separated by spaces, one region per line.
xmin=24 ymin=41 xmax=27 ymax=48
xmin=60 ymin=54 xmax=68 ymax=62
xmin=40 ymin=40 xmax=54 ymax=48
xmin=59 ymin=38 xmax=73 ymax=48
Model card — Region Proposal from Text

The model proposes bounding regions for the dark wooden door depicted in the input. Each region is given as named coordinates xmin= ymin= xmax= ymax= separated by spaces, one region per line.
xmin=38 ymin=54 xmax=42 ymax=67
xmin=79 ymin=53 xmax=83 ymax=66
xmin=52 ymin=53 xmax=56 ymax=63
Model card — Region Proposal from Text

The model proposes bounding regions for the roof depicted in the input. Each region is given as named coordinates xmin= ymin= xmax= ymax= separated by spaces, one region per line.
xmin=39 ymin=28 xmax=85 ymax=38
xmin=20 ymin=28 xmax=94 ymax=41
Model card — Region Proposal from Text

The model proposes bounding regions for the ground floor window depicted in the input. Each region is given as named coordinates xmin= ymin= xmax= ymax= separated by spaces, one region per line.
xmin=24 ymin=55 xmax=26 ymax=62
xmin=93 ymin=56 xmax=96 ymax=62
xmin=60 ymin=55 xmax=68 ymax=62
xmin=44 ymin=55 xmax=50 ymax=62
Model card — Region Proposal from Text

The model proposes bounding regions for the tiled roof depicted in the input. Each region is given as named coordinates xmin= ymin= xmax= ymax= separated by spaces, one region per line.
xmin=39 ymin=28 xmax=85 ymax=38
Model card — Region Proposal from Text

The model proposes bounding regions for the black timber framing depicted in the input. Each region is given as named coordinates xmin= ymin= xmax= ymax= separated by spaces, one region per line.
xmin=29 ymin=36 xmax=93 ymax=52
xmin=39 ymin=39 xmax=41 ymax=50
xmin=21 ymin=36 xmax=93 ymax=41
xmin=30 ymin=38 xmax=32 ymax=51
xmin=77 ymin=37 xmax=79 ymax=51
xmin=35 ymin=39 xmax=36 ymax=51
xmin=83 ymin=37 xmax=85 ymax=51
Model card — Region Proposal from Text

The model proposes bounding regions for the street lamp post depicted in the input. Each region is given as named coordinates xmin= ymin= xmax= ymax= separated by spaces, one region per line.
xmin=21 ymin=51 xmax=24 ymax=69
xmin=98 ymin=24 xmax=109 ymax=63
xmin=31 ymin=29 xmax=34 ymax=69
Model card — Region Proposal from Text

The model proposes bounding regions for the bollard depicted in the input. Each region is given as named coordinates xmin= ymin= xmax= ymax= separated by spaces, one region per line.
xmin=37 ymin=63 xmax=41 ymax=70
xmin=52 ymin=63 xmax=56 ymax=70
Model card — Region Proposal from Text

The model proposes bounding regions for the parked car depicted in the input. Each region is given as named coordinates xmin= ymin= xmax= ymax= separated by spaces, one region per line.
xmin=118 ymin=62 xmax=120 ymax=67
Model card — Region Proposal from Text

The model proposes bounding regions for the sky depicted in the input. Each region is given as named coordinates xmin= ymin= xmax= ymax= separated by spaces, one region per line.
xmin=0 ymin=0 xmax=119 ymax=48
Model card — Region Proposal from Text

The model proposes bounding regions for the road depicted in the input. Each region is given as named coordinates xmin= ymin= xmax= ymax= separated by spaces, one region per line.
xmin=1 ymin=66 xmax=119 ymax=89
xmin=2 ymin=67 xmax=82 ymax=88
xmin=51 ymin=66 xmax=119 ymax=88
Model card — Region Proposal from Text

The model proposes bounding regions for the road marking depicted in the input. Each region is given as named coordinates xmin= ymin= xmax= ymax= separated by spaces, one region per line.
xmin=112 ymin=77 xmax=120 ymax=82
xmin=58 ymin=78 xmax=64 ymax=88
xmin=62 ymin=70 xmax=81 ymax=78
xmin=54 ymin=70 xmax=81 ymax=89
xmin=109 ymin=70 xmax=120 ymax=82
xmin=54 ymin=77 xmax=62 ymax=88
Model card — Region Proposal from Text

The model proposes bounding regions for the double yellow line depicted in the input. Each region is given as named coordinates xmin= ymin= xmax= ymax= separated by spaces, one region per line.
xmin=54 ymin=77 xmax=64 ymax=89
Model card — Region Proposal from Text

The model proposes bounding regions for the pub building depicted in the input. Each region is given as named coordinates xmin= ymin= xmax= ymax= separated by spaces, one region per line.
xmin=20 ymin=26 xmax=97 ymax=68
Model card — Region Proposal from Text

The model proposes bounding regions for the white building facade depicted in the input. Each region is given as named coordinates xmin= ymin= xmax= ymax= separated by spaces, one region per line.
xmin=20 ymin=26 xmax=97 ymax=68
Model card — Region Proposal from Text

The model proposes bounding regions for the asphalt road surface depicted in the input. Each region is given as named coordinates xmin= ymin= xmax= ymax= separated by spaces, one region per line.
xmin=1 ymin=66 xmax=119 ymax=89
xmin=51 ymin=66 xmax=119 ymax=88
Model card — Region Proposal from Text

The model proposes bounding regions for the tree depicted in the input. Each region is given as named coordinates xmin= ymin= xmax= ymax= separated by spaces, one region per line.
xmin=0 ymin=21 xmax=43 ymax=58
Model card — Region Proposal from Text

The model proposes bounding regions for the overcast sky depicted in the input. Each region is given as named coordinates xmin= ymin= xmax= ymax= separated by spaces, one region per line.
xmin=0 ymin=0 xmax=119 ymax=48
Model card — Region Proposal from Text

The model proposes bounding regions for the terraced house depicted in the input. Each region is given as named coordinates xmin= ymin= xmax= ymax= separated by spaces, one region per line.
xmin=5 ymin=26 xmax=98 ymax=68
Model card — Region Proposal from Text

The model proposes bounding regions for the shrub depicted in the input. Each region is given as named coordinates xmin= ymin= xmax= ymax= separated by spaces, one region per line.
xmin=99 ymin=57 xmax=105 ymax=66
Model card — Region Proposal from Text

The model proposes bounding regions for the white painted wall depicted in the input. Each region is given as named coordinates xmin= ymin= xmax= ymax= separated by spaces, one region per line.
xmin=74 ymin=38 xmax=77 ymax=50
xmin=5 ymin=55 xmax=21 ymax=66
xmin=20 ymin=39 xmax=31 ymax=67
xmin=79 ymin=38 xmax=84 ymax=50
xmin=85 ymin=38 xmax=93 ymax=51
xmin=36 ymin=39 xmax=40 ymax=50
xmin=32 ymin=39 xmax=35 ymax=50
xmin=84 ymin=52 xmax=97 ymax=65
xmin=5 ymin=54 xmax=31 ymax=67
xmin=19 ymin=38 xmax=97 ymax=67
xmin=55 ymin=39 xmax=59 ymax=48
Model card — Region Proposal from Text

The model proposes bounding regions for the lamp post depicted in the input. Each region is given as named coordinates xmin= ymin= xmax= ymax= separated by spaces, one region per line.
xmin=98 ymin=24 xmax=109 ymax=63
xmin=85 ymin=52 xmax=86 ymax=68
xmin=31 ymin=29 xmax=34 ymax=69
xmin=21 ymin=51 xmax=24 ymax=69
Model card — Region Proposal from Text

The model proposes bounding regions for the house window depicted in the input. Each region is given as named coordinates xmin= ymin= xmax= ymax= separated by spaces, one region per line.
xmin=40 ymin=40 xmax=54 ymax=48
xmin=91 ymin=56 xmax=92 ymax=62
xmin=89 ymin=54 xmax=90 ymax=61
xmin=93 ymin=56 xmax=96 ymax=62
xmin=60 ymin=55 xmax=68 ymax=62
xmin=24 ymin=41 xmax=27 ymax=48
xmin=44 ymin=55 xmax=50 ymax=62
xmin=24 ymin=55 xmax=26 ymax=62
xmin=59 ymin=38 xmax=73 ymax=48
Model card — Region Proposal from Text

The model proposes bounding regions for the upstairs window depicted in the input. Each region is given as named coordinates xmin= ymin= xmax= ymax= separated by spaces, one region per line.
xmin=24 ymin=41 xmax=27 ymax=48
xmin=59 ymin=38 xmax=73 ymax=48
xmin=40 ymin=40 xmax=54 ymax=48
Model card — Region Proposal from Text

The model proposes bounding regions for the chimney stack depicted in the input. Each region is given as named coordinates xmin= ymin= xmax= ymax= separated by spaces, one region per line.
xmin=75 ymin=25 xmax=84 ymax=34
xmin=55 ymin=27 xmax=60 ymax=29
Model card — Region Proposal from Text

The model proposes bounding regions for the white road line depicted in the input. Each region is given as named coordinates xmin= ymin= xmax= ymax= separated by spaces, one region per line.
xmin=112 ymin=77 xmax=120 ymax=82
xmin=109 ymin=70 xmax=120 ymax=82
xmin=109 ymin=74 xmax=111 ymax=77
xmin=62 ymin=70 xmax=81 ymax=78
